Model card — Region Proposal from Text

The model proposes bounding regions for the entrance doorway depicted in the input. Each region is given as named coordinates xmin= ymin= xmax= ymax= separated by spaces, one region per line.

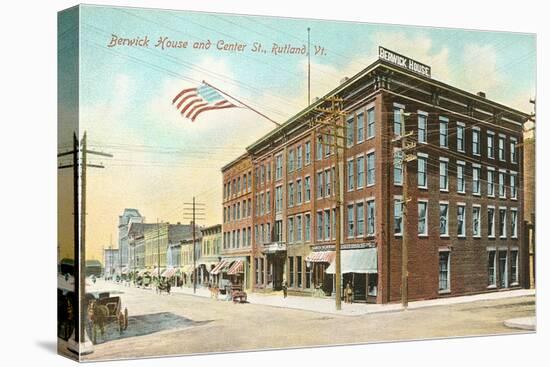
xmin=267 ymin=254 xmax=285 ymax=290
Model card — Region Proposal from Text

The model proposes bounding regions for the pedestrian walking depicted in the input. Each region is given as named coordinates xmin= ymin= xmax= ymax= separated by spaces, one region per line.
xmin=282 ymin=280 xmax=288 ymax=299
xmin=345 ymin=282 xmax=353 ymax=304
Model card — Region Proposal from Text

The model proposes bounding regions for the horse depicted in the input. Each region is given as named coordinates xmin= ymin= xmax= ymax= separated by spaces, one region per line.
xmin=156 ymin=280 xmax=171 ymax=295
xmin=208 ymin=284 xmax=219 ymax=300
xmin=87 ymin=300 xmax=110 ymax=344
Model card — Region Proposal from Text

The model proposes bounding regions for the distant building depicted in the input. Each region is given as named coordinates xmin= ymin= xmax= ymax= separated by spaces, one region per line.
xmin=127 ymin=222 xmax=158 ymax=271
xmin=198 ymin=224 xmax=222 ymax=285
xmin=103 ymin=248 xmax=119 ymax=278
xmin=118 ymin=208 xmax=144 ymax=269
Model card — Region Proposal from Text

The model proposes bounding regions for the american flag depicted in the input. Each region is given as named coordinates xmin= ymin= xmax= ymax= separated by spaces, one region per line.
xmin=172 ymin=83 xmax=238 ymax=121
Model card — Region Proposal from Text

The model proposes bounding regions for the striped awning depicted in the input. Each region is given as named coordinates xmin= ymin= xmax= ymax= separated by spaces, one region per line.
xmin=227 ymin=260 xmax=244 ymax=275
xmin=210 ymin=260 xmax=228 ymax=275
xmin=162 ymin=267 xmax=177 ymax=278
xmin=306 ymin=251 xmax=335 ymax=263
xmin=151 ymin=268 xmax=162 ymax=277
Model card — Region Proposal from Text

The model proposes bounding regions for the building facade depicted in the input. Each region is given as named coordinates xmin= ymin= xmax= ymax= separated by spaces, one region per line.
xmin=118 ymin=208 xmax=143 ymax=269
xmin=222 ymin=154 xmax=254 ymax=289
xmin=198 ymin=224 xmax=222 ymax=284
xmin=222 ymin=54 xmax=529 ymax=303
xmin=103 ymin=248 xmax=119 ymax=278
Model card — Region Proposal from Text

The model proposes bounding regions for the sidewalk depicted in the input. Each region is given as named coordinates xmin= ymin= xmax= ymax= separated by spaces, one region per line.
xmin=170 ymin=285 xmax=535 ymax=316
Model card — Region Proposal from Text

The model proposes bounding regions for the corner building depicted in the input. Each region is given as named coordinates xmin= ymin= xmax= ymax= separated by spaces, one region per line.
xmin=222 ymin=56 xmax=529 ymax=303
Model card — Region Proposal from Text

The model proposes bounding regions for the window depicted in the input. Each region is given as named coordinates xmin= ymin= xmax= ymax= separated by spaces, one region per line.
xmin=417 ymin=155 xmax=427 ymax=188
xmin=347 ymin=205 xmax=355 ymax=238
xmin=296 ymin=215 xmax=302 ymax=242
xmin=487 ymin=132 xmax=495 ymax=158
xmin=305 ymin=214 xmax=311 ymax=242
xmin=288 ymin=257 xmax=294 ymax=287
xmin=472 ymin=166 xmax=481 ymax=195
xmin=287 ymin=217 xmax=294 ymax=243
xmin=275 ymin=155 xmax=283 ymax=180
xmin=393 ymin=106 xmax=403 ymax=136
xmin=499 ymin=171 xmax=506 ymax=198
xmin=316 ymin=172 xmax=323 ymax=198
xmin=324 ymin=210 xmax=331 ymax=240
xmin=367 ymin=152 xmax=375 ymax=186
xmin=457 ymin=205 xmax=466 ymax=237
xmin=498 ymin=251 xmax=508 ymax=288
xmin=439 ymin=159 xmax=448 ymax=191
xmin=488 ymin=207 xmax=495 ymax=237
xmin=305 ymin=141 xmax=311 ymax=165
xmin=395 ymin=149 xmax=403 ymax=186
xmin=325 ymin=135 xmax=331 ymax=157
xmin=347 ymin=160 xmax=355 ymax=191
xmin=511 ymin=250 xmax=519 ymax=285
xmin=275 ymin=186 xmax=283 ymax=213
xmin=305 ymin=176 xmax=311 ymax=202
xmin=499 ymin=136 xmax=506 ymax=161
xmin=510 ymin=138 xmax=517 ymax=163
xmin=472 ymin=129 xmax=480 ymax=155
xmin=357 ymin=112 xmax=364 ymax=142
xmin=511 ymin=209 xmax=518 ymax=238
xmin=439 ymin=117 xmax=448 ymax=148
xmin=265 ymin=193 xmax=270 ymax=214
xmin=296 ymin=179 xmax=302 ymax=204
xmin=288 ymin=182 xmax=294 ymax=207
xmin=394 ymin=198 xmax=403 ymax=235
xmin=439 ymin=251 xmax=450 ymax=292
xmin=487 ymin=169 xmax=495 ymax=197
xmin=275 ymin=220 xmax=282 ymax=242
xmin=357 ymin=156 xmax=365 ymax=188
xmin=457 ymin=123 xmax=465 ymax=152
xmin=488 ymin=251 xmax=496 ymax=287
xmin=288 ymin=149 xmax=295 ymax=172
xmin=367 ymin=200 xmax=375 ymax=235
xmin=499 ymin=208 xmax=507 ymax=238
xmin=346 ymin=115 xmax=354 ymax=147
xmin=316 ymin=212 xmax=323 ymax=241
xmin=267 ymin=164 xmax=271 ymax=182
xmin=316 ymin=136 xmax=323 ymax=161
xmin=440 ymin=203 xmax=449 ymax=236
xmin=367 ymin=107 xmax=375 ymax=138
xmin=457 ymin=162 xmax=465 ymax=193
xmin=357 ymin=203 xmax=364 ymax=237
xmin=296 ymin=146 xmax=303 ymax=170
xmin=510 ymin=173 xmax=517 ymax=199
xmin=472 ymin=206 xmax=481 ymax=237
xmin=418 ymin=113 xmax=427 ymax=143
xmin=418 ymin=201 xmax=428 ymax=236
xmin=297 ymin=256 xmax=303 ymax=288
xmin=324 ymin=169 xmax=331 ymax=197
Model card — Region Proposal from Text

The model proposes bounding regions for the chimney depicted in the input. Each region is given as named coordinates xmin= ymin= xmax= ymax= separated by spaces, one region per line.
xmin=477 ymin=91 xmax=486 ymax=98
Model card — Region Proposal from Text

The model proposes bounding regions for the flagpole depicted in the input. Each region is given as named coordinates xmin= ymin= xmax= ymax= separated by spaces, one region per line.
xmin=201 ymin=80 xmax=281 ymax=127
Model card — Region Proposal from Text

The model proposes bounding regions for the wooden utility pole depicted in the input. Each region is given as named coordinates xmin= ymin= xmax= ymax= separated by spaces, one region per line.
xmin=313 ymin=96 xmax=346 ymax=311
xmin=183 ymin=199 xmax=206 ymax=294
xmin=393 ymin=112 xmax=416 ymax=309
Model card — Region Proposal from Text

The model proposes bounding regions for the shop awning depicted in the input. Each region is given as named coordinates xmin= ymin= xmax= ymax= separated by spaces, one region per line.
xmin=325 ymin=248 xmax=377 ymax=274
xmin=210 ymin=260 xmax=228 ymax=275
xmin=227 ymin=260 xmax=244 ymax=275
xmin=162 ymin=267 xmax=177 ymax=278
xmin=306 ymin=251 xmax=335 ymax=263
xmin=151 ymin=268 xmax=163 ymax=277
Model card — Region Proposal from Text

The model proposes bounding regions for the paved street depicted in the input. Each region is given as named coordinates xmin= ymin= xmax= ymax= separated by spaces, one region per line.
xmin=78 ymin=280 xmax=535 ymax=361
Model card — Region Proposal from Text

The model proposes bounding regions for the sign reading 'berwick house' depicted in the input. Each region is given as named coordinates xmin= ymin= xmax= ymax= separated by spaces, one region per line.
xmin=378 ymin=46 xmax=431 ymax=78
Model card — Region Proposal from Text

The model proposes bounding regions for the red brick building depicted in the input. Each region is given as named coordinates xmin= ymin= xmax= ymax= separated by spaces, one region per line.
xmin=222 ymin=51 xmax=530 ymax=303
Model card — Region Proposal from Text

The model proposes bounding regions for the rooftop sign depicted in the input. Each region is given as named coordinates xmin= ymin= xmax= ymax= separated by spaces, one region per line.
xmin=378 ymin=46 xmax=431 ymax=78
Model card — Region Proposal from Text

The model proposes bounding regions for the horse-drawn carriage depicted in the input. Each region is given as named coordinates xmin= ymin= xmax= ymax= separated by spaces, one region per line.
xmin=86 ymin=291 xmax=128 ymax=344
xmin=230 ymin=285 xmax=247 ymax=303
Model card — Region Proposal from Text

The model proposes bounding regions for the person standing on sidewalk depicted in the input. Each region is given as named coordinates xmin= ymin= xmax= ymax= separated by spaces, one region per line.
xmin=282 ymin=280 xmax=288 ymax=299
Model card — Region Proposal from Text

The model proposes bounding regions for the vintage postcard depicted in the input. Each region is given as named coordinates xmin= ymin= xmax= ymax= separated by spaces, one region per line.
xmin=57 ymin=4 xmax=536 ymax=362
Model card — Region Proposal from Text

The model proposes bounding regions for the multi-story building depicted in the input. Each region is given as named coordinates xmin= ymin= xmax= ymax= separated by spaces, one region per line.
xmin=221 ymin=154 xmax=254 ymax=289
xmin=222 ymin=48 xmax=530 ymax=303
xmin=127 ymin=222 xmax=157 ymax=271
xmin=198 ymin=224 xmax=222 ymax=284
xmin=103 ymin=248 xmax=119 ymax=278
xmin=143 ymin=221 xmax=197 ymax=276
xmin=118 ymin=208 xmax=143 ymax=269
